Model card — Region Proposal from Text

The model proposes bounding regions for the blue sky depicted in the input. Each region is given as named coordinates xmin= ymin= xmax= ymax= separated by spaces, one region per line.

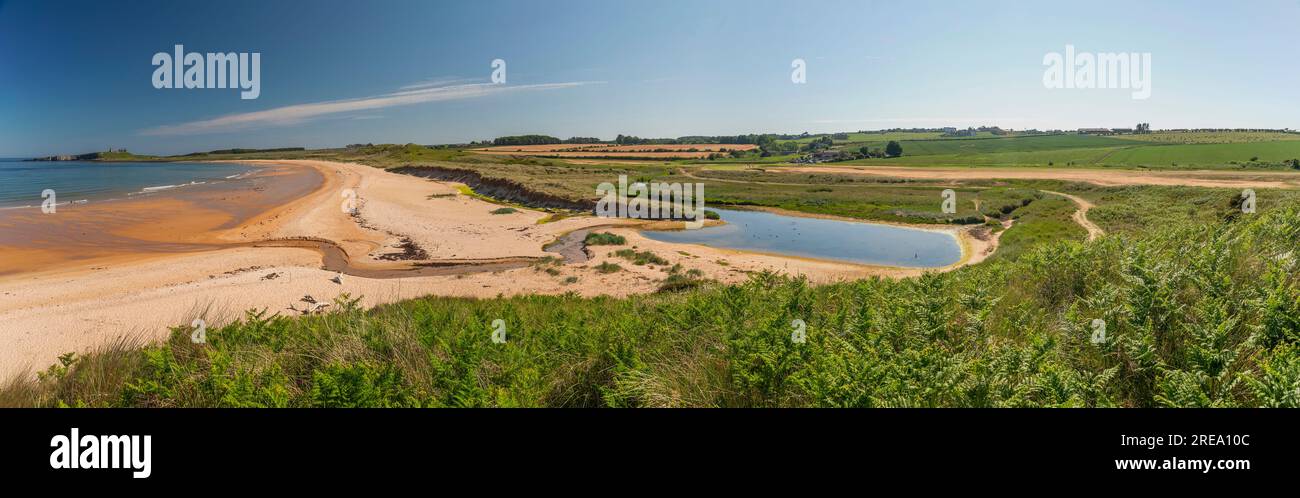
xmin=1 ymin=0 xmax=1298 ymax=156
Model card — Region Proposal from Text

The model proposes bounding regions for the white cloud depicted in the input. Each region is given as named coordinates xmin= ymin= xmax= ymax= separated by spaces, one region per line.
xmin=397 ymin=77 xmax=479 ymax=90
xmin=140 ymin=81 xmax=599 ymax=136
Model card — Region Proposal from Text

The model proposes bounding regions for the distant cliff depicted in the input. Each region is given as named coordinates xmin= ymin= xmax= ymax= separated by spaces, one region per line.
xmin=26 ymin=151 xmax=158 ymax=162
xmin=27 ymin=153 xmax=99 ymax=161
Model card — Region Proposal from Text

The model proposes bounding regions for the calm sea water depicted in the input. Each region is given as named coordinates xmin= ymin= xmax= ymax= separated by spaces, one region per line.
xmin=0 ymin=160 xmax=254 ymax=208
xmin=641 ymin=208 xmax=963 ymax=268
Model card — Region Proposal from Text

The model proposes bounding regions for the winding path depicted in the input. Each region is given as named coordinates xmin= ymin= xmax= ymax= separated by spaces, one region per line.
xmin=1040 ymin=190 xmax=1104 ymax=241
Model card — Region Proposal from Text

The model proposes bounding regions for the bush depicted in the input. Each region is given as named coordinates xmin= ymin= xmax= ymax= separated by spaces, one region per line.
xmin=657 ymin=274 xmax=709 ymax=293
xmin=490 ymin=207 xmax=518 ymax=215
xmin=584 ymin=232 xmax=626 ymax=246
xmin=613 ymin=249 xmax=668 ymax=266
xmin=885 ymin=141 xmax=903 ymax=157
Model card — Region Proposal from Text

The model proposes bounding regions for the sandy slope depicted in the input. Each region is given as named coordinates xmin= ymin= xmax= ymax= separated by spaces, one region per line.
xmin=3 ymin=160 xmax=981 ymax=379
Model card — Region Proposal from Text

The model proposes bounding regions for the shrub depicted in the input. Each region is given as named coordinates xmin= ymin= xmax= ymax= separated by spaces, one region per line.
xmin=657 ymin=274 xmax=709 ymax=293
xmin=594 ymin=262 xmax=622 ymax=274
xmin=613 ymin=249 xmax=668 ymax=266
xmin=584 ymin=232 xmax=626 ymax=246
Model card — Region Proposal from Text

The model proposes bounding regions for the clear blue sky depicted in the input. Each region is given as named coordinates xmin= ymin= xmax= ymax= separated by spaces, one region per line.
xmin=2 ymin=0 xmax=1297 ymax=156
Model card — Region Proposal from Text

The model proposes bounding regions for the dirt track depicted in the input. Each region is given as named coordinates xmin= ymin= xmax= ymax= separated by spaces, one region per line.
xmin=763 ymin=166 xmax=1300 ymax=189
xmin=1041 ymin=190 xmax=1104 ymax=241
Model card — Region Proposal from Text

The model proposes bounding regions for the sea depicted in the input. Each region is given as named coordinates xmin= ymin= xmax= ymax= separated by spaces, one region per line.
xmin=0 ymin=160 xmax=255 ymax=209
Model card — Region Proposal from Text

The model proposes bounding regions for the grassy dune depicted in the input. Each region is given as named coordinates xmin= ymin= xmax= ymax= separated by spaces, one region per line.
xmin=5 ymin=209 xmax=1298 ymax=408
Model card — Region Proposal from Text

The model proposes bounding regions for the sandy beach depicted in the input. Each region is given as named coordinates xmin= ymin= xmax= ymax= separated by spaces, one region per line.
xmin=0 ymin=160 xmax=996 ymax=379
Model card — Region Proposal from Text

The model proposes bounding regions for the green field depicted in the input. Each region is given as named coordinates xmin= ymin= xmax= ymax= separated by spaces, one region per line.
xmin=1113 ymin=131 xmax=1300 ymax=144
xmin=1101 ymin=141 xmax=1300 ymax=167
xmin=800 ymin=132 xmax=1300 ymax=169
xmin=872 ymin=134 xmax=1136 ymax=156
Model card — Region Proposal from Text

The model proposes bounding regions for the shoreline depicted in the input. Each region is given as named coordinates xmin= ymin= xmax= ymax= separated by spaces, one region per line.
xmin=0 ymin=160 xmax=262 ymax=210
xmin=0 ymin=161 xmax=322 ymax=276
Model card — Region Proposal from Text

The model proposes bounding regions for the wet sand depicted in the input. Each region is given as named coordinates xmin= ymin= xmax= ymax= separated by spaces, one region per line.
xmin=0 ymin=162 xmax=322 ymax=276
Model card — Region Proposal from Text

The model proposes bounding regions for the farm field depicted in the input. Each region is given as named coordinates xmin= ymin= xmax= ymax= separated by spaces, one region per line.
xmin=1112 ymin=131 xmax=1300 ymax=144
xmin=471 ymin=143 xmax=758 ymax=159
xmin=832 ymin=133 xmax=1300 ymax=169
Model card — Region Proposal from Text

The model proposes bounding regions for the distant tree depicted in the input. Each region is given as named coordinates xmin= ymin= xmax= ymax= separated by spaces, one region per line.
xmin=859 ymin=146 xmax=871 ymax=157
xmin=803 ymin=136 xmax=833 ymax=152
xmin=885 ymin=141 xmax=903 ymax=157
xmin=493 ymin=135 xmax=561 ymax=146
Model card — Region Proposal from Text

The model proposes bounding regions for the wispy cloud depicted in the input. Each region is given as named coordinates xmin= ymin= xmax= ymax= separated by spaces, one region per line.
xmin=397 ymin=76 xmax=479 ymax=90
xmin=140 ymin=81 xmax=600 ymax=136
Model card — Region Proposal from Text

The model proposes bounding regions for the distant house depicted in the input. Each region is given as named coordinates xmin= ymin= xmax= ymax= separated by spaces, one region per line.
xmin=792 ymin=150 xmax=849 ymax=164
xmin=1078 ymin=128 xmax=1112 ymax=135
xmin=945 ymin=128 xmax=979 ymax=137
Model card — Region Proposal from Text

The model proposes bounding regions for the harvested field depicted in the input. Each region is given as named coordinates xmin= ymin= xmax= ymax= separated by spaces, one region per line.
xmin=471 ymin=143 xmax=758 ymax=159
